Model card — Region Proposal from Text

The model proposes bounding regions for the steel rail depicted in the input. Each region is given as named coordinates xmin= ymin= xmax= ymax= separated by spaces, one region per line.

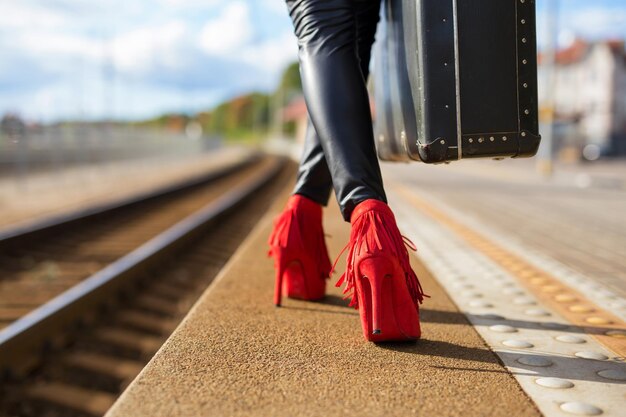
xmin=0 ymin=156 xmax=284 ymax=378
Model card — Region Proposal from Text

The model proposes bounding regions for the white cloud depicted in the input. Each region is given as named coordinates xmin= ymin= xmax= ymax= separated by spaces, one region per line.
xmin=562 ymin=7 xmax=626 ymax=39
xmin=158 ymin=0 xmax=221 ymax=8
xmin=199 ymin=1 xmax=253 ymax=55
xmin=261 ymin=0 xmax=288 ymax=15
xmin=240 ymin=32 xmax=297 ymax=74
xmin=112 ymin=21 xmax=189 ymax=74
xmin=195 ymin=1 xmax=296 ymax=78
xmin=15 ymin=32 xmax=101 ymax=64
xmin=0 ymin=3 xmax=68 ymax=30
xmin=0 ymin=0 xmax=298 ymax=120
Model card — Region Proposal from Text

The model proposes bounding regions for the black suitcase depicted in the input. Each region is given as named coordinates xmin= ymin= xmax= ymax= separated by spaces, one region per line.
xmin=373 ymin=0 xmax=541 ymax=163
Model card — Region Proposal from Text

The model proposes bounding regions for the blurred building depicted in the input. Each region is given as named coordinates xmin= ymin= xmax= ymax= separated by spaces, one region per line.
xmin=1 ymin=113 xmax=26 ymax=139
xmin=282 ymin=97 xmax=308 ymax=143
xmin=539 ymin=39 xmax=626 ymax=157
xmin=281 ymin=96 xmax=376 ymax=144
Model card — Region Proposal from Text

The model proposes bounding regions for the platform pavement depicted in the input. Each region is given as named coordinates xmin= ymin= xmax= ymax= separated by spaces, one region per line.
xmin=106 ymin=185 xmax=541 ymax=417
xmin=425 ymin=157 xmax=626 ymax=191
xmin=0 ymin=146 xmax=255 ymax=230
xmin=381 ymin=159 xmax=626 ymax=299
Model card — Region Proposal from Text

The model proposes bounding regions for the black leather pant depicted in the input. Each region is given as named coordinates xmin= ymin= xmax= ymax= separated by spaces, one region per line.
xmin=286 ymin=0 xmax=386 ymax=221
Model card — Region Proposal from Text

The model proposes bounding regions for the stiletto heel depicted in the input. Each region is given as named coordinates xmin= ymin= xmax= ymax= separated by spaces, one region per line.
xmin=356 ymin=256 xmax=419 ymax=341
xmin=268 ymin=195 xmax=332 ymax=306
xmin=335 ymin=199 xmax=428 ymax=342
xmin=358 ymin=257 xmax=392 ymax=336
xmin=369 ymin=273 xmax=383 ymax=335
xmin=273 ymin=256 xmax=286 ymax=307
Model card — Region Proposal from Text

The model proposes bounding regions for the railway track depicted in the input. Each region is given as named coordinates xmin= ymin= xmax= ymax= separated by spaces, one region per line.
xmin=0 ymin=154 xmax=293 ymax=417
xmin=0 ymin=152 xmax=259 ymax=329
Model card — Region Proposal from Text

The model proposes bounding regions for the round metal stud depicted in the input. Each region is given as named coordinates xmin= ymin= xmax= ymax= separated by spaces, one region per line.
xmin=502 ymin=136 xmax=507 ymax=141
xmin=468 ymin=138 xmax=474 ymax=143
xmin=535 ymin=377 xmax=574 ymax=389
xmin=514 ymin=297 xmax=536 ymax=305
xmin=439 ymin=139 xmax=445 ymax=145
xmin=462 ymin=291 xmax=482 ymax=298
xmin=517 ymin=356 xmax=552 ymax=367
xmin=522 ymin=59 xmax=528 ymax=64
xmin=569 ymin=305 xmax=595 ymax=313
xmin=541 ymin=284 xmax=560 ymax=293
xmin=530 ymin=277 xmax=547 ymax=285
xmin=521 ymin=132 xmax=526 ymax=137
xmin=503 ymin=340 xmax=534 ymax=348
xmin=559 ymin=402 xmax=603 ymax=416
xmin=555 ymin=335 xmax=586 ymax=344
xmin=597 ymin=369 xmax=626 ymax=381
xmin=574 ymin=351 xmax=608 ymax=361
xmin=478 ymin=137 xmax=484 ymax=143
xmin=523 ymin=82 xmax=528 ymax=88
xmin=524 ymin=109 xmax=530 ymax=115
xmin=503 ymin=288 xmax=525 ymax=296
xmin=525 ymin=308 xmax=550 ymax=317
xmin=605 ymin=330 xmax=626 ymax=338
xmin=586 ymin=317 xmax=612 ymax=325
xmin=555 ymin=294 xmax=577 ymax=303
xmin=469 ymin=300 xmax=493 ymax=308
xmin=489 ymin=136 xmax=495 ymax=141
xmin=521 ymin=19 xmax=526 ymax=24
xmin=489 ymin=324 xmax=517 ymax=333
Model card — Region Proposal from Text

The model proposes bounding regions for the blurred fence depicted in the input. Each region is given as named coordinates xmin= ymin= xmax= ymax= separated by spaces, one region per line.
xmin=0 ymin=124 xmax=220 ymax=179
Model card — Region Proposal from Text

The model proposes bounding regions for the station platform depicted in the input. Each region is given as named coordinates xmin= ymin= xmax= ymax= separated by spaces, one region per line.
xmin=106 ymin=175 xmax=626 ymax=417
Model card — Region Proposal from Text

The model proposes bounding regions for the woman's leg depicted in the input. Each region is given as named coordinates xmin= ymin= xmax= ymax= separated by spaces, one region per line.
xmin=292 ymin=118 xmax=334 ymax=206
xmin=293 ymin=0 xmax=382 ymax=208
xmin=287 ymin=0 xmax=385 ymax=220
xmin=281 ymin=1 xmax=425 ymax=339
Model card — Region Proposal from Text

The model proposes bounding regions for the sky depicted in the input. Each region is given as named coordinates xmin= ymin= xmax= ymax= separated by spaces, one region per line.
xmin=0 ymin=0 xmax=625 ymax=122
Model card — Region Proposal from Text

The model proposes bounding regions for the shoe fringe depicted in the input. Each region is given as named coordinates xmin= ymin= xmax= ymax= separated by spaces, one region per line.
xmin=267 ymin=201 xmax=332 ymax=278
xmin=333 ymin=206 xmax=428 ymax=309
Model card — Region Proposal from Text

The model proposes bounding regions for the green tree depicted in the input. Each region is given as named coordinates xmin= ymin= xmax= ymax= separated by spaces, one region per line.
xmin=133 ymin=61 xmax=302 ymax=141
xmin=274 ymin=62 xmax=302 ymax=107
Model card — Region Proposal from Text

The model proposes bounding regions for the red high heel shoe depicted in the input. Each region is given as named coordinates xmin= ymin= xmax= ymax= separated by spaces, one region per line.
xmin=335 ymin=199 xmax=427 ymax=342
xmin=268 ymin=194 xmax=332 ymax=306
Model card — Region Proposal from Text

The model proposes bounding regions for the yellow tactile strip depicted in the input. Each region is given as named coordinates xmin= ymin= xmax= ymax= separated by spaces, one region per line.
xmin=394 ymin=184 xmax=626 ymax=358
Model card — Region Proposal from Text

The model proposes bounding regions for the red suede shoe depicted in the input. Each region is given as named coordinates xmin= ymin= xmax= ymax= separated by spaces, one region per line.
xmin=268 ymin=194 xmax=332 ymax=306
xmin=335 ymin=199 xmax=427 ymax=342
